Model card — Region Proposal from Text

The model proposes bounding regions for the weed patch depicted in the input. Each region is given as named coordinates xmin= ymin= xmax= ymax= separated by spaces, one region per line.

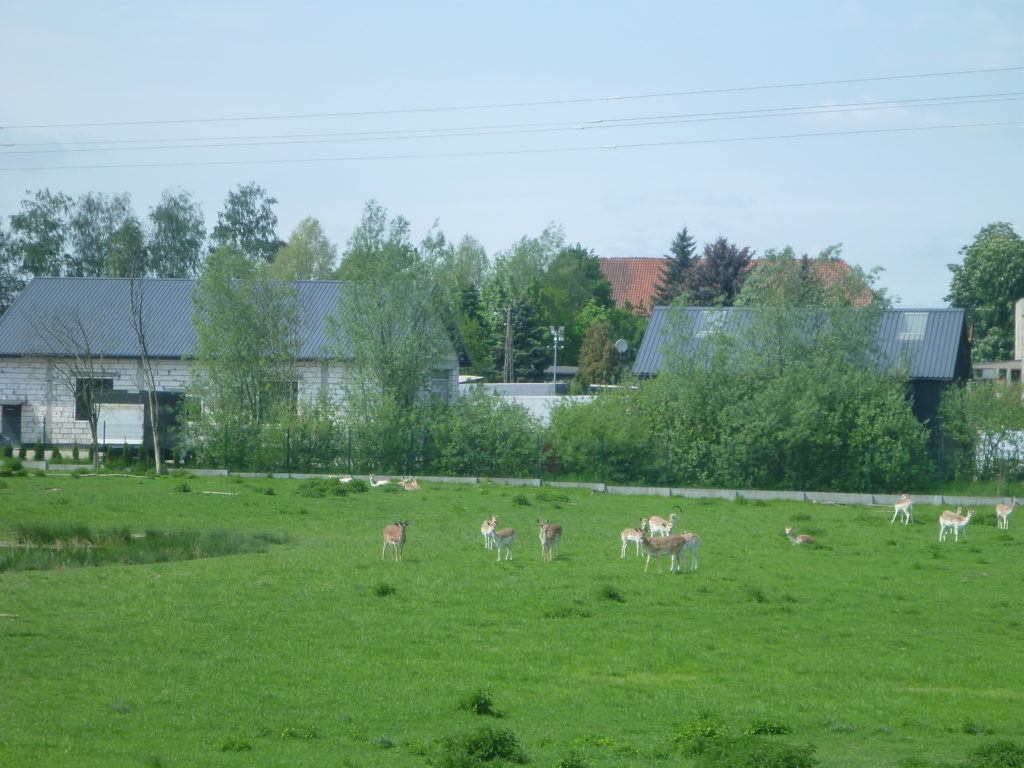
xmin=746 ymin=720 xmax=793 ymax=735
xmin=599 ymin=584 xmax=625 ymax=602
xmin=544 ymin=606 xmax=592 ymax=619
xmin=460 ymin=689 xmax=504 ymax=718
xmin=297 ymin=478 xmax=352 ymax=497
xmin=511 ymin=493 xmax=530 ymax=506
xmin=433 ymin=725 xmax=527 ymax=767
xmin=373 ymin=582 xmax=397 ymax=597
xmin=966 ymin=739 xmax=1024 ymax=767
xmin=220 ymin=738 xmax=253 ymax=752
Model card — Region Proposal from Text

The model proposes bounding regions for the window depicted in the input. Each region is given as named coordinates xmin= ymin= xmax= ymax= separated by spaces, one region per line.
xmin=75 ymin=378 xmax=114 ymax=421
xmin=897 ymin=312 xmax=928 ymax=342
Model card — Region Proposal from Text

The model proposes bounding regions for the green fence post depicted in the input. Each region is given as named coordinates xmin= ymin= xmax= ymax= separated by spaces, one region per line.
xmin=286 ymin=429 xmax=291 ymax=474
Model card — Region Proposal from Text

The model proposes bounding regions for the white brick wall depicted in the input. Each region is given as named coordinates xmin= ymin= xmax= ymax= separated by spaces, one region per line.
xmin=0 ymin=355 xmax=357 ymax=446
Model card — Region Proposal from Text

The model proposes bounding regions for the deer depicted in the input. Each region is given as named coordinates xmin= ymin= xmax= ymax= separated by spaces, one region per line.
xmin=784 ymin=527 xmax=816 ymax=546
xmin=639 ymin=531 xmax=689 ymax=573
xmin=939 ymin=508 xmax=974 ymax=542
xmin=370 ymin=475 xmax=391 ymax=487
xmin=538 ymin=519 xmax=562 ymax=562
xmin=678 ymin=531 xmax=700 ymax=571
xmin=481 ymin=515 xmax=498 ymax=549
xmin=337 ymin=474 xmax=353 ymax=484
xmin=645 ymin=507 xmax=680 ymax=537
xmin=381 ymin=521 xmax=409 ymax=561
xmin=891 ymin=493 xmax=913 ymax=525
xmin=494 ymin=527 xmax=515 ymax=561
xmin=996 ymin=497 xmax=1017 ymax=530
xmin=620 ymin=526 xmax=645 ymax=558
xmin=400 ymin=477 xmax=420 ymax=491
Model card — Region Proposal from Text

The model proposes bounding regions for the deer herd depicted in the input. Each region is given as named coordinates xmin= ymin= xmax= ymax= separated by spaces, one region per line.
xmin=380 ymin=487 xmax=1017 ymax=568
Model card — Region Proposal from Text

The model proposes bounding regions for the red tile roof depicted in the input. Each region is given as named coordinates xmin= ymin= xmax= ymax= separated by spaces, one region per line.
xmin=598 ymin=256 xmax=872 ymax=314
xmin=598 ymin=257 xmax=668 ymax=315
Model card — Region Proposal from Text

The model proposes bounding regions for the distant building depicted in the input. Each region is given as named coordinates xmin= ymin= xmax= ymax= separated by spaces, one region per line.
xmin=597 ymin=256 xmax=872 ymax=315
xmin=972 ymin=298 xmax=1024 ymax=382
xmin=0 ymin=277 xmax=457 ymax=450
xmin=632 ymin=306 xmax=972 ymax=426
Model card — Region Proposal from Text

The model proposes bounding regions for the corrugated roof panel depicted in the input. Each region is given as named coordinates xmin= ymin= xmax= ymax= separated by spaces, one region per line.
xmin=0 ymin=277 xmax=352 ymax=360
xmin=633 ymin=306 xmax=967 ymax=381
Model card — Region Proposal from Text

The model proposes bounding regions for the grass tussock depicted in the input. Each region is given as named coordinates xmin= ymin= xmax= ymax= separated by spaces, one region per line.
xmin=432 ymin=725 xmax=527 ymax=767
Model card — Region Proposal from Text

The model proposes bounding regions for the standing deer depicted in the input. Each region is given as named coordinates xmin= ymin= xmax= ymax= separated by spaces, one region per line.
xmin=639 ymin=532 xmax=688 ymax=573
xmin=481 ymin=515 xmax=498 ymax=549
xmin=939 ymin=508 xmax=973 ymax=542
xmin=784 ymin=527 xmax=816 ymax=545
xmin=620 ymin=526 xmax=645 ymax=558
xmin=381 ymin=521 xmax=409 ymax=561
xmin=494 ymin=528 xmax=515 ymax=561
xmin=538 ymin=519 xmax=562 ymax=562
xmin=645 ymin=508 xmax=679 ymax=537
xmin=996 ymin=498 xmax=1017 ymax=530
xmin=891 ymin=493 xmax=913 ymax=525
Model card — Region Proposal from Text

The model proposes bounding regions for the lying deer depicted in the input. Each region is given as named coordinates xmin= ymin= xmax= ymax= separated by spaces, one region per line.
xmin=784 ymin=527 xmax=816 ymax=546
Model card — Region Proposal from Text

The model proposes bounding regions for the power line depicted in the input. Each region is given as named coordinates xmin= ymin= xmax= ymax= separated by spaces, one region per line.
xmin=3 ymin=91 xmax=1022 ymax=155
xmin=1 ymin=120 xmax=1020 ymax=172
xmin=3 ymin=65 xmax=1022 ymax=131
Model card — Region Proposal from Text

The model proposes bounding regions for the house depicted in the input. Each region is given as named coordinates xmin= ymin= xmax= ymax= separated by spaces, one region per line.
xmin=632 ymin=306 xmax=972 ymax=425
xmin=597 ymin=256 xmax=872 ymax=315
xmin=0 ymin=276 xmax=457 ymax=450
xmin=972 ymin=298 xmax=1024 ymax=382
xmin=597 ymin=257 xmax=668 ymax=315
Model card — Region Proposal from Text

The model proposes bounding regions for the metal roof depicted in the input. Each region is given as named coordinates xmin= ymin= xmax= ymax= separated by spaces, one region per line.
xmin=0 ymin=277 xmax=350 ymax=360
xmin=633 ymin=306 xmax=968 ymax=381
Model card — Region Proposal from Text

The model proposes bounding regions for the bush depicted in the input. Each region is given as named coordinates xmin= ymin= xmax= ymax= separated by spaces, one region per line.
xmin=433 ymin=726 xmax=527 ymax=768
xmin=430 ymin=389 xmax=542 ymax=478
xmin=2 ymin=457 xmax=22 ymax=472
xmin=674 ymin=713 xmax=729 ymax=750
xmin=2 ymin=442 xmax=12 ymax=457
xmin=966 ymin=740 xmax=1024 ymax=768
xmin=347 ymin=478 xmax=369 ymax=493
xmin=49 ymin=447 xmax=63 ymax=464
xmin=746 ymin=721 xmax=793 ymax=736
xmin=297 ymin=478 xmax=350 ymax=498
xmin=71 ymin=443 xmax=80 ymax=462
xmin=460 ymin=689 xmax=503 ymax=718
xmin=373 ymin=583 xmax=397 ymax=597
xmin=33 ymin=442 xmax=44 ymax=460
xmin=18 ymin=444 xmax=26 ymax=459
xmin=690 ymin=736 xmax=818 ymax=768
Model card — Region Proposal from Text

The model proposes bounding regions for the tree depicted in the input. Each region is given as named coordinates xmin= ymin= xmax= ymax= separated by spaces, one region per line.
xmin=191 ymin=246 xmax=301 ymax=466
xmin=335 ymin=201 xmax=451 ymax=408
xmin=683 ymin=236 xmax=753 ymax=306
xmin=484 ymin=226 xmax=564 ymax=381
xmin=147 ymin=189 xmax=206 ymax=278
xmin=270 ymin=217 xmax=337 ymax=280
xmin=9 ymin=189 xmax=73 ymax=276
xmin=0 ymin=223 xmax=26 ymax=315
xmin=128 ymin=278 xmax=163 ymax=473
xmin=537 ymin=243 xmax=613 ymax=365
xmin=68 ymin=192 xmax=135 ymax=277
xmin=654 ymin=227 xmax=697 ymax=306
xmin=738 ymin=244 xmax=879 ymax=309
xmin=210 ymin=182 xmax=283 ymax=263
xmin=576 ymin=320 xmax=620 ymax=387
xmin=30 ymin=312 xmax=113 ymax=469
xmin=104 ymin=215 xmax=148 ymax=277
xmin=946 ymin=223 xmax=1024 ymax=362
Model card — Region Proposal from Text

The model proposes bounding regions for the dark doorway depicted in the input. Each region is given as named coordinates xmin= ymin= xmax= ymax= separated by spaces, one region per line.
xmin=1 ymin=404 xmax=22 ymax=446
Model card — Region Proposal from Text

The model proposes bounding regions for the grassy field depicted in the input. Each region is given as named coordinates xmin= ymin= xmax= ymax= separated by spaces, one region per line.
xmin=1 ymin=472 xmax=1022 ymax=768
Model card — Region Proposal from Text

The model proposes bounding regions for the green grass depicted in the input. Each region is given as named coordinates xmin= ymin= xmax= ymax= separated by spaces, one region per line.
xmin=1 ymin=473 xmax=1022 ymax=767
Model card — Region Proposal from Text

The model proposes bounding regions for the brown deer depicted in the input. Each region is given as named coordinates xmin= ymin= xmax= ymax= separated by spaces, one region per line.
xmin=381 ymin=521 xmax=409 ymax=561
xmin=538 ymin=519 xmax=562 ymax=562
xmin=784 ymin=527 xmax=816 ymax=546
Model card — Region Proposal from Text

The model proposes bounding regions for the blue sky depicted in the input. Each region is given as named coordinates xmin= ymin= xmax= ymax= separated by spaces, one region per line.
xmin=2 ymin=0 xmax=1022 ymax=306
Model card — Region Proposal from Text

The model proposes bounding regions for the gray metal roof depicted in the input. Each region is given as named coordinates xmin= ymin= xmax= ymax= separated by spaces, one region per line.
xmin=0 ymin=277 xmax=350 ymax=360
xmin=633 ymin=306 xmax=968 ymax=381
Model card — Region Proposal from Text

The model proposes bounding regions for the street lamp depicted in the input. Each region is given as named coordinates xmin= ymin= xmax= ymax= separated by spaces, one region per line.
xmin=549 ymin=326 xmax=564 ymax=383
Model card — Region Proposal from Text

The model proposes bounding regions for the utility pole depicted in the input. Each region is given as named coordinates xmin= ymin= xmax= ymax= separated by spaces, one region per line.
xmin=503 ymin=307 xmax=514 ymax=383
xmin=549 ymin=325 xmax=564 ymax=383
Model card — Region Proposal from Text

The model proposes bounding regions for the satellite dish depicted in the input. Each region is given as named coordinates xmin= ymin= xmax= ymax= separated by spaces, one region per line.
xmin=614 ymin=338 xmax=629 ymax=354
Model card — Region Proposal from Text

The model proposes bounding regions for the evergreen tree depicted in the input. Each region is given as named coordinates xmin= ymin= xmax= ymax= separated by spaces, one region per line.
xmin=683 ymin=236 xmax=753 ymax=306
xmin=654 ymin=227 xmax=696 ymax=305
